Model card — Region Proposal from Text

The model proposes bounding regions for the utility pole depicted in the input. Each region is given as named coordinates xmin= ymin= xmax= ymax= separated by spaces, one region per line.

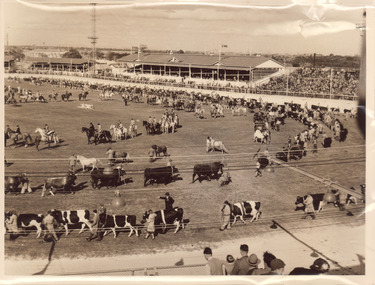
xmin=88 ymin=3 xmax=98 ymax=75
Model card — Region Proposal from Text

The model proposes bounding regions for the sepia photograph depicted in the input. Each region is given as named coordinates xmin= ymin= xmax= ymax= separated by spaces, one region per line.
xmin=2 ymin=0 xmax=373 ymax=283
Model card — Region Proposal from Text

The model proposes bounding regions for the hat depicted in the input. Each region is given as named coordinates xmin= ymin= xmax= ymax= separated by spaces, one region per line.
xmin=310 ymin=258 xmax=330 ymax=272
xmin=248 ymin=254 xmax=261 ymax=266
xmin=165 ymin=192 xmax=170 ymax=196
xmin=226 ymin=255 xmax=235 ymax=263
xmin=270 ymin=259 xmax=286 ymax=271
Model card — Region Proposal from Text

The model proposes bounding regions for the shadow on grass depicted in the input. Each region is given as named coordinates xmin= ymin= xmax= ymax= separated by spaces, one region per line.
xmin=32 ymin=239 xmax=56 ymax=275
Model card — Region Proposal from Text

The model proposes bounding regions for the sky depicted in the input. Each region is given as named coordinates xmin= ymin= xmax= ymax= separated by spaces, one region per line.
xmin=3 ymin=0 xmax=366 ymax=55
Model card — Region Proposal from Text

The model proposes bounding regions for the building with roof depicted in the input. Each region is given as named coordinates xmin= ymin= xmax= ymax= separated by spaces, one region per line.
xmin=4 ymin=56 xmax=15 ymax=71
xmin=24 ymin=57 xmax=93 ymax=72
xmin=117 ymin=53 xmax=284 ymax=82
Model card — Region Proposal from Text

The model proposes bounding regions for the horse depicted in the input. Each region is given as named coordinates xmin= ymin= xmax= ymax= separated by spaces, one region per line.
xmin=35 ymin=128 xmax=59 ymax=145
xmin=95 ymin=130 xmax=112 ymax=144
xmin=143 ymin=121 xmax=153 ymax=135
xmin=61 ymin=92 xmax=72 ymax=102
xmin=195 ymin=108 xmax=205 ymax=119
xmin=232 ymin=106 xmax=247 ymax=116
xmin=78 ymin=91 xmax=88 ymax=101
xmin=110 ymin=125 xmax=123 ymax=141
xmin=152 ymin=145 xmax=168 ymax=157
xmin=82 ymin=127 xmax=96 ymax=144
xmin=210 ymin=105 xmax=218 ymax=119
xmin=6 ymin=132 xmax=33 ymax=148
xmin=207 ymin=140 xmax=229 ymax=154
xmin=76 ymin=155 xmax=99 ymax=172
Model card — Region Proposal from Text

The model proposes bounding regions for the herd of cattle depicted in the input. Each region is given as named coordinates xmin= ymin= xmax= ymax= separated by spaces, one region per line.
xmin=4 ymin=76 xmax=362 ymax=243
xmin=5 ymin=185 xmax=363 ymax=240
xmin=5 ymin=159 xmax=226 ymax=194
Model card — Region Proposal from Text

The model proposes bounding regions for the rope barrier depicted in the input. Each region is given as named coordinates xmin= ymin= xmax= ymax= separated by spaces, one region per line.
xmin=4 ymin=205 xmax=365 ymax=236
xmin=5 ymin=144 xmax=366 ymax=161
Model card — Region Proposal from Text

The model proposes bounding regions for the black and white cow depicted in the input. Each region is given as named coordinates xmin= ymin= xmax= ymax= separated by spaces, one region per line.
xmin=101 ymin=214 xmax=138 ymax=238
xmin=230 ymin=201 xmax=261 ymax=224
xmin=5 ymin=212 xmax=44 ymax=238
xmin=141 ymin=207 xmax=184 ymax=234
xmin=295 ymin=194 xmax=326 ymax=212
xmin=50 ymin=209 xmax=92 ymax=235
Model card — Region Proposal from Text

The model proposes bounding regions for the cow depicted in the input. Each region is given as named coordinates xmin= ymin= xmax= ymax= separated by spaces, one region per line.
xmin=322 ymin=137 xmax=332 ymax=148
xmin=192 ymin=162 xmax=224 ymax=183
xmin=41 ymin=172 xmax=77 ymax=197
xmin=100 ymin=214 xmax=138 ymax=238
xmin=141 ymin=207 xmax=184 ymax=234
xmin=228 ymin=201 xmax=261 ymax=224
xmin=144 ymin=166 xmax=176 ymax=187
xmin=5 ymin=212 xmax=44 ymax=238
xmin=295 ymin=194 xmax=326 ymax=212
xmin=50 ymin=209 xmax=92 ymax=235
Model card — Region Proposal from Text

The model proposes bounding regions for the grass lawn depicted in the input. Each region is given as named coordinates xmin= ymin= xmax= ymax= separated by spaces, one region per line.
xmin=4 ymin=78 xmax=365 ymax=259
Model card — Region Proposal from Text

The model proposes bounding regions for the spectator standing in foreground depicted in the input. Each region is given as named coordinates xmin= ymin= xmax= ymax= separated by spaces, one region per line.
xmin=289 ymin=258 xmax=330 ymax=275
xmin=203 ymin=247 xmax=226 ymax=275
xmin=224 ymin=255 xmax=235 ymax=275
xmin=231 ymin=244 xmax=251 ymax=275
xmin=263 ymin=258 xmax=286 ymax=275
xmin=246 ymin=254 xmax=263 ymax=275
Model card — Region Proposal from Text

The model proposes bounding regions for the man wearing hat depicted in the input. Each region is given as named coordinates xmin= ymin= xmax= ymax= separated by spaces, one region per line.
xmin=231 ymin=244 xmax=251 ymax=275
xmin=159 ymin=192 xmax=174 ymax=213
xmin=263 ymin=258 xmax=286 ymax=275
xmin=246 ymin=254 xmax=262 ymax=275
xmin=289 ymin=258 xmax=330 ymax=275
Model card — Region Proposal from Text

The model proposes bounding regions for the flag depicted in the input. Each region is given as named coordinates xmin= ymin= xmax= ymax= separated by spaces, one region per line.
xmin=221 ymin=45 xmax=228 ymax=48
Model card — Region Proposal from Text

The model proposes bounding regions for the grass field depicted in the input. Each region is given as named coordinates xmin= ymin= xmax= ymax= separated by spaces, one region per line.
xmin=4 ymin=78 xmax=366 ymax=259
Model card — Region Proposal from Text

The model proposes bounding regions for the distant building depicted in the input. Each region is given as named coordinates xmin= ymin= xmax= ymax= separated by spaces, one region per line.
xmin=117 ymin=53 xmax=284 ymax=82
xmin=24 ymin=57 xmax=93 ymax=72
xmin=4 ymin=56 xmax=15 ymax=71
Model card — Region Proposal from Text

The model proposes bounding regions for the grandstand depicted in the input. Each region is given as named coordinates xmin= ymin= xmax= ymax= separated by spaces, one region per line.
xmin=117 ymin=53 xmax=284 ymax=82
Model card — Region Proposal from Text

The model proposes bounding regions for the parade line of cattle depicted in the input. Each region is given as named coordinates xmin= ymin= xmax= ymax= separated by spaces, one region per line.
xmin=5 ymin=76 xmax=360 ymax=239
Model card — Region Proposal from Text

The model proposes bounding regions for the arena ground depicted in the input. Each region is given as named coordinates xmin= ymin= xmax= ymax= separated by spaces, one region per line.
xmin=3 ymin=75 xmax=366 ymax=276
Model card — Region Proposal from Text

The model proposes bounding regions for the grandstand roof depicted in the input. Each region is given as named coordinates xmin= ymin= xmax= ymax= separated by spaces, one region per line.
xmin=4 ymin=56 xmax=15 ymax=63
xmin=117 ymin=53 xmax=283 ymax=70
xmin=25 ymin=57 xmax=91 ymax=65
